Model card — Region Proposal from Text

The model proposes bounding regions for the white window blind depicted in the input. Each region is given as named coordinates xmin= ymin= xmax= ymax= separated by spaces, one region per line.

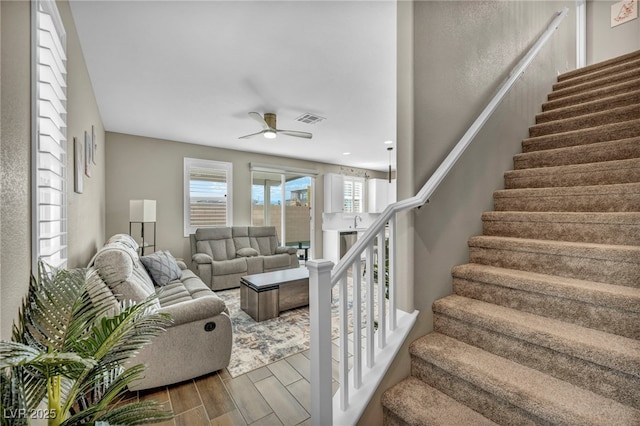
xmin=184 ymin=158 xmax=233 ymax=236
xmin=343 ymin=177 xmax=364 ymax=213
xmin=33 ymin=0 xmax=67 ymax=270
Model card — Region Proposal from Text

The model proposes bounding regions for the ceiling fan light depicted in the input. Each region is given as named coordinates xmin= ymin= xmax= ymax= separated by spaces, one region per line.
xmin=264 ymin=130 xmax=277 ymax=139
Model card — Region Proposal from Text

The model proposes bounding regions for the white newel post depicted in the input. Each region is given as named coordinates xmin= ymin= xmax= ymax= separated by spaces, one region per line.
xmin=308 ymin=259 xmax=335 ymax=426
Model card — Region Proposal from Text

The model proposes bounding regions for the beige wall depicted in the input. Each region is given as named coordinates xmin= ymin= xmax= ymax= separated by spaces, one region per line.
xmin=105 ymin=132 xmax=384 ymax=265
xmin=0 ymin=0 xmax=105 ymax=339
xmin=587 ymin=0 xmax=640 ymax=64
xmin=361 ymin=1 xmax=576 ymax=424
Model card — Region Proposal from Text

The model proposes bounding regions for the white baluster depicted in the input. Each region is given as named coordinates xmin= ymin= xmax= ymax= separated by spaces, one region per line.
xmin=366 ymin=241 xmax=375 ymax=368
xmin=353 ymin=260 xmax=362 ymax=389
xmin=389 ymin=214 xmax=397 ymax=331
xmin=339 ymin=274 xmax=349 ymax=410
xmin=377 ymin=230 xmax=386 ymax=348
xmin=308 ymin=259 xmax=334 ymax=426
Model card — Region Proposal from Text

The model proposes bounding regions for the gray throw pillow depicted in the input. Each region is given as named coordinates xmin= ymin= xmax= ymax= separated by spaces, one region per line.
xmin=140 ymin=250 xmax=182 ymax=287
xmin=237 ymin=247 xmax=259 ymax=257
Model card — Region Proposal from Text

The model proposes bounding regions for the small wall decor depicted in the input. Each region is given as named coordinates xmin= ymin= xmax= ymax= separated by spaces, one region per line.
xmin=91 ymin=125 xmax=97 ymax=165
xmin=84 ymin=130 xmax=92 ymax=177
xmin=74 ymin=137 xmax=83 ymax=193
xmin=611 ymin=0 xmax=637 ymax=27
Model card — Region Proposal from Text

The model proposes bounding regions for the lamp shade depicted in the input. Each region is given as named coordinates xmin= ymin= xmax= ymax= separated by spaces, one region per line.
xmin=129 ymin=200 xmax=156 ymax=222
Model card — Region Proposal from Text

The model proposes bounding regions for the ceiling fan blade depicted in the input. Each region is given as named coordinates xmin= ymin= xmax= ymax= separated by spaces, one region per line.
xmin=238 ymin=130 xmax=265 ymax=139
xmin=248 ymin=112 xmax=270 ymax=130
xmin=276 ymin=129 xmax=313 ymax=139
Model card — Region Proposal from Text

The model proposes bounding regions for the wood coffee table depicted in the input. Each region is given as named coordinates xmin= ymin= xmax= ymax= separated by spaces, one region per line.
xmin=240 ymin=267 xmax=309 ymax=322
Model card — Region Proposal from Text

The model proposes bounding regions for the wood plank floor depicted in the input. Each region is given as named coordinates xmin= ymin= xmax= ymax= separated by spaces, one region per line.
xmin=126 ymin=343 xmax=348 ymax=426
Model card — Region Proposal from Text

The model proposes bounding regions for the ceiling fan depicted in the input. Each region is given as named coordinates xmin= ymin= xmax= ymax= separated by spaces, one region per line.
xmin=239 ymin=112 xmax=312 ymax=140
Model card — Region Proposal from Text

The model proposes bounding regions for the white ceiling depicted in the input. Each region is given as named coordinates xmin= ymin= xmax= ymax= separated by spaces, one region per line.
xmin=69 ymin=0 xmax=397 ymax=172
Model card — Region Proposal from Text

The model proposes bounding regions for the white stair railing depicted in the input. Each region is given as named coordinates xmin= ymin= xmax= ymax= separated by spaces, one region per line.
xmin=308 ymin=8 xmax=568 ymax=425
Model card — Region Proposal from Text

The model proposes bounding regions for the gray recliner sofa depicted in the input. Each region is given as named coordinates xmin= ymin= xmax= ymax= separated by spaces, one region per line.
xmin=91 ymin=234 xmax=232 ymax=390
xmin=190 ymin=226 xmax=300 ymax=290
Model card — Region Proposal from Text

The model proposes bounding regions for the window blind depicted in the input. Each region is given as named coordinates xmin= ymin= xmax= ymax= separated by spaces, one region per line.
xmin=343 ymin=178 xmax=363 ymax=213
xmin=33 ymin=0 xmax=67 ymax=269
xmin=184 ymin=158 xmax=233 ymax=236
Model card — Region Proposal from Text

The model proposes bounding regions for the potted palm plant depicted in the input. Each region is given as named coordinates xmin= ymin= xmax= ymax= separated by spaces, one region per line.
xmin=0 ymin=261 xmax=173 ymax=425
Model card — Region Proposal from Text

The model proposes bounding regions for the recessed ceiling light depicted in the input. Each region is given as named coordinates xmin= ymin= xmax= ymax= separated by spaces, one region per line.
xmin=343 ymin=152 xmax=351 ymax=156
xmin=384 ymin=140 xmax=393 ymax=145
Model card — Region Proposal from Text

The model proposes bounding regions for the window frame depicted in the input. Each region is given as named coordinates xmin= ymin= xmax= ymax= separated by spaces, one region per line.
xmin=343 ymin=176 xmax=365 ymax=213
xmin=183 ymin=157 xmax=233 ymax=237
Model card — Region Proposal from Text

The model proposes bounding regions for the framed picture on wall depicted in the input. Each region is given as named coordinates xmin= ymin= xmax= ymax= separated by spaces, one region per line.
xmin=84 ymin=130 xmax=92 ymax=177
xmin=611 ymin=0 xmax=638 ymax=27
xmin=74 ymin=137 xmax=83 ymax=194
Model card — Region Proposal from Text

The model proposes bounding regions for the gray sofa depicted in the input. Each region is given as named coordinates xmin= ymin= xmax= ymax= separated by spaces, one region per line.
xmin=190 ymin=226 xmax=300 ymax=290
xmin=91 ymin=234 xmax=232 ymax=391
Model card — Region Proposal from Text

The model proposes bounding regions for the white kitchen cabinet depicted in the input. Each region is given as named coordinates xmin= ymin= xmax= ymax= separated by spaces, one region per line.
xmin=368 ymin=178 xmax=396 ymax=213
xmin=324 ymin=173 xmax=344 ymax=213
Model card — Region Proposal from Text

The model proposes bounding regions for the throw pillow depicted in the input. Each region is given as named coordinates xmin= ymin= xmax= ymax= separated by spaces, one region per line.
xmin=236 ymin=247 xmax=259 ymax=257
xmin=140 ymin=250 xmax=182 ymax=287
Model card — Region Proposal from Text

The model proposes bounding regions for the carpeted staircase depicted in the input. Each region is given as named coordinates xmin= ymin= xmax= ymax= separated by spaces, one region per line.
xmin=381 ymin=51 xmax=640 ymax=425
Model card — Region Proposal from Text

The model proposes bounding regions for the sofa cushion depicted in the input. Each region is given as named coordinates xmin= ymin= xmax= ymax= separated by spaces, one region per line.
xmin=237 ymin=247 xmax=259 ymax=257
xmin=107 ymin=233 xmax=139 ymax=252
xmin=195 ymin=227 xmax=236 ymax=261
xmin=141 ymin=250 xmax=182 ymax=287
xmin=248 ymin=226 xmax=279 ymax=255
xmin=232 ymin=226 xmax=251 ymax=251
xmin=213 ymin=257 xmax=247 ymax=275
xmin=263 ymin=253 xmax=291 ymax=270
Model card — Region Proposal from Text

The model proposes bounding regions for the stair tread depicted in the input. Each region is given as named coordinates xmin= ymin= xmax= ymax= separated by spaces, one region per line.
xmin=469 ymin=235 xmax=640 ymax=263
xmin=558 ymin=49 xmax=640 ymax=81
xmin=543 ymin=76 xmax=640 ymax=111
xmin=433 ymin=295 xmax=640 ymax=376
xmin=411 ymin=333 xmax=640 ymax=425
xmin=514 ymin=136 xmax=640 ymax=169
xmin=452 ymin=263 xmax=640 ymax=314
xmin=553 ymin=58 xmax=640 ymax=90
xmin=506 ymin=157 xmax=640 ymax=179
xmin=482 ymin=210 xmax=640 ymax=225
xmin=494 ymin=181 xmax=640 ymax=198
xmin=549 ymin=67 xmax=640 ymax=101
xmin=529 ymin=104 xmax=640 ymax=137
xmin=522 ymin=118 xmax=640 ymax=153
xmin=382 ymin=376 xmax=497 ymax=426
xmin=536 ymin=89 xmax=640 ymax=123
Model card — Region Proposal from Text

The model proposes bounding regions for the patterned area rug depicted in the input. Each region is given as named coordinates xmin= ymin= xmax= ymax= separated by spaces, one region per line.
xmin=217 ymin=271 xmax=386 ymax=378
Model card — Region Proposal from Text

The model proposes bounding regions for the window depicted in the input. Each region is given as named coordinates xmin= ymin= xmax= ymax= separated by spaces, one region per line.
xmin=184 ymin=158 xmax=232 ymax=236
xmin=32 ymin=0 xmax=67 ymax=270
xmin=343 ymin=177 xmax=364 ymax=213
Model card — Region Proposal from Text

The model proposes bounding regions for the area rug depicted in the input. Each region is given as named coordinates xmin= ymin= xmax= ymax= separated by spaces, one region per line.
xmin=217 ymin=275 xmax=386 ymax=378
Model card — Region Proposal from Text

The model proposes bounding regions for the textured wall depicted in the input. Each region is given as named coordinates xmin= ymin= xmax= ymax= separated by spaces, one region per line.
xmin=1 ymin=0 xmax=31 ymax=340
xmin=0 ymin=0 xmax=105 ymax=339
xmin=411 ymin=0 xmax=575 ymax=339
xmin=587 ymin=0 xmax=640 ymax=64
xmin=105 ymin=132 xmax=385 ymax=266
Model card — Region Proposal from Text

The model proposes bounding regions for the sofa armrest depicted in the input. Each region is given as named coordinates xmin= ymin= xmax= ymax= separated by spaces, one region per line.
xmin=275 ymin=246 xmax=297 ymax=255
xmin=176 ymin=259 xmax=188 ymax=270
xmin=159 ymin=295 xmax=227 ymax=326
xmin=192 ymin=253 xmax=213 ymax=264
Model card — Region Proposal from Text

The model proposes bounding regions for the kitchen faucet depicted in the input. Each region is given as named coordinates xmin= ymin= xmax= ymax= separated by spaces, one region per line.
xmin=354 ymin=215 xmax=362 ymax=229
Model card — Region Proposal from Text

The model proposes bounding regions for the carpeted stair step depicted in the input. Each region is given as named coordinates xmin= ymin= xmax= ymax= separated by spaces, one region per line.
xmin=552 ymin=57 xmax=640 ymax=91
xmin=381 ymin=376 xmax=497 ymax=426
xmin=536 ymin=89 xmax=640 ymax=124
xmin=481 ymin=211 xmax=640 ymax=245
xmin=493 ymin=182 xmax=640 ymax=212
xmin=451 ymin=263 xmax=640 ymax=339
xmin=505 ymin=158 xmax=640 ymax=189
xmin=528 ymin=104 xmax=640 ymax=138
xmin=557 ymin=49 xmax=640 ymax=82
xmin=432 ymin=296 xmax=640 ymax=409
xmin=467 ymin=235 xmax=640 ymax=287
xmin=548 ymin=66 xmax=640 ymax=101
xmin=542 ymin=77 xmax=640 ymax=112
xmin=522 ymin=118 xmax=640 ymax=153
xmin=514 ymin=137 xmax=640 ymax=170
xmin=410 ymin=333 xmax=640 ymax=425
